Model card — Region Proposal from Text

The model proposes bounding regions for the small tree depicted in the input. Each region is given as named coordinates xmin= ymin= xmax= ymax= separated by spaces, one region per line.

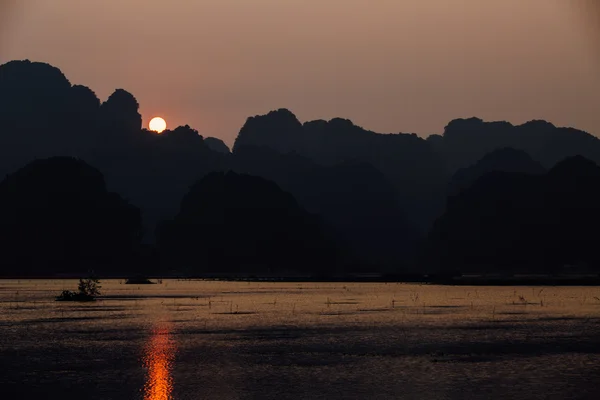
xmin=56 ymin=276 xmax=101 ymax=301
xmin=77 ymin=277 xmax=101 ymax=297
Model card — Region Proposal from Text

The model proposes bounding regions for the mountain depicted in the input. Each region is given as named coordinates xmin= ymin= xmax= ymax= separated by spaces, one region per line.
xmin=233 ymin=109 xmax=448 ymax=231
xmin=2 ymin=59 xmax=600 ymax=276
xmin=232 ymin=144 xmax=419 ymax=270
xmin=0 ymin=60 xmax=229 ymax=240
xmin=204 ymin=137 xmax=231 ymax=154
xmin=435 ymin=117 xmax=600 ymax=171
xmin=0 ymin=157 xmax=141 ymax=276
xmin=423 ymin=155 xmax=600 ymax=274
xmin=449 ymin=147 xmax=546 ymax=195
xmin=157 ymin=171 xmax=341 ymax=275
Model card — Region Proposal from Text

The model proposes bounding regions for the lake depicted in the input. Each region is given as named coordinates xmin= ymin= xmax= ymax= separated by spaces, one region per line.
xmin=1 ymin=280 xmax=600 ymax=399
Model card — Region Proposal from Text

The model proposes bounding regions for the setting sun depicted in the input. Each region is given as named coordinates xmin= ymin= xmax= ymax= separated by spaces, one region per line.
xmin=149 ymin=117 xmax=167 ymax=133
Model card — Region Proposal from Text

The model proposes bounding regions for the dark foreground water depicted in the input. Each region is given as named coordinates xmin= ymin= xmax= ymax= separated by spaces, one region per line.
xmin=1 ymin=280 xmax=600 ymax=399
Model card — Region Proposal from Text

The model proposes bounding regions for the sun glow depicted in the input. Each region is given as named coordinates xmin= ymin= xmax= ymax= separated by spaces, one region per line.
xmin=149 ymin=117 xmax=167 ymax=133
xmin=143 ymin=324 xmax=175 ymax=400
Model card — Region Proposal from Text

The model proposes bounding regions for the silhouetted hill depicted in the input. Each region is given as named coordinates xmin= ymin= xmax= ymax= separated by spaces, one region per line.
xmin=232 ymin=145 xmax=419 ymax=270
xmin=157 ymin=171 xmax=341 ymax=275
xmin=233 ymin=108 xmax=303 ymax=154
xmin=423 ymin=155 xmax=600 ymax=274
xmin=0 ymin=60 xmax=71 ymax=129
xmin=234 ymin=109 xmax=448 ymax=230
xmin=449 ymin=147 xmax=546 ymax=195
xmin=98 ymin=88 xmax=143 ymax=145
xmin=0 ymin=157 xmax=142 ymax=276
xmin=2 ymin=59 xmax=600 ymax=277
xmin=0 ymin=60 xmax=230 ymax=240
xmin=234 ymin=109 xmax=600 ymax=235
xmin=298 ymin=161 xmax=420 ymax=270
xmin=436 ymin=117 xmax=600 ymax=172
xmin=204 ymin=137 xmax=231 ymax=154
xmin=90 ymin=123 xmax=228 ymax=241
xmin=0 ymin=60 xmax=100 ymax=170
xmin=161 ymin=125 xmax=205 ymax=146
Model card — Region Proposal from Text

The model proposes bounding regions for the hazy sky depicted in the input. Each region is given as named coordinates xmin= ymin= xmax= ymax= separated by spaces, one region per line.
xmin=1 ymin=0 xmax=599 ymax=146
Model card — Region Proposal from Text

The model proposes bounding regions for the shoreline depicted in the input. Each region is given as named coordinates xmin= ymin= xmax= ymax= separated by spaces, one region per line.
xmin=2 ymin=274 xmax=600 ymax=286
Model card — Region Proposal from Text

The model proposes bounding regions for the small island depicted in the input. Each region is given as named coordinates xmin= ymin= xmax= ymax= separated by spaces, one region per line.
xmin=56 ymin=278 xmax=101 ymax=302
xmin=125 ymin=276 xmax=156 ymax=284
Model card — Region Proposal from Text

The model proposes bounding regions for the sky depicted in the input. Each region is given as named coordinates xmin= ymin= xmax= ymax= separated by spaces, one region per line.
xmin=0 ymin=0 xmax=599 ymax=146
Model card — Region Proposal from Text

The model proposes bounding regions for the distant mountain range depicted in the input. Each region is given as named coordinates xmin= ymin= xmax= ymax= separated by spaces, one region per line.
xmin=1 ymin=59 xmax=599 ymax=276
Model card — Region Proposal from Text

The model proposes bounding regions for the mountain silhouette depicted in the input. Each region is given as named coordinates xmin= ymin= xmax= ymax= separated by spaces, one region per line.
xmin=232 ymin=144 xmax=419 ymax=270
xmin=423 ymin=155 xmax=600 ymax=274
xmin=157 ymin=171 xmax=341 ymax=275
xmin=204 ymin=137 xmax=231 ymax=154
xmin=0 ymin=157 xmax=141 ymax=276
xmin=234 ymin=109 xmax=448 ymax=230
xmin=0 ymin=60 xmax=230 ymax=244
xmin=449 ymin=147 xmax=546 ymax=195
xmin=0 ymin=60 xmax=97 ymax=171
xmin=235 ymin=109 xmax=600 ymax=234
xmin=1 ymin=59 xmax=600 ymax=277
xmin=434 ymin=118 xmax=600 ymax=172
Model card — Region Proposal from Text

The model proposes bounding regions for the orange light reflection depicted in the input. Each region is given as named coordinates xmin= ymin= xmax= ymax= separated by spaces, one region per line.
xmin=143 ymin=324 xmax=175 ymax=400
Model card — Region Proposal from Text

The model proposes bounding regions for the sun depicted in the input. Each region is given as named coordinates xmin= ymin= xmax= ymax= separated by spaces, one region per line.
xmin=149 ymin=117 xmax=167 ymax=133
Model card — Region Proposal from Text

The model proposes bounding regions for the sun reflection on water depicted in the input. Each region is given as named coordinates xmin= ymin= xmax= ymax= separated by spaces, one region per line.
xmin=143 ymin=324 xmax=175 ymax=400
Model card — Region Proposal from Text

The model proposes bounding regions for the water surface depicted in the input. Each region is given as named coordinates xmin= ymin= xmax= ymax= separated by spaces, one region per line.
xmin=2 ymin=280 xmax=600 ymax=399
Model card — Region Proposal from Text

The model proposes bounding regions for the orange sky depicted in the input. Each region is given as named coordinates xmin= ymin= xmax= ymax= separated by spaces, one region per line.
xmin=0 ymin=0 xmax=598 ymax=146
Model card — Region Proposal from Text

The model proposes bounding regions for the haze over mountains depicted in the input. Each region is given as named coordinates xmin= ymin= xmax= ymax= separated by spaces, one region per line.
xmin=1 ymin=59 xmax=600 ymax=277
